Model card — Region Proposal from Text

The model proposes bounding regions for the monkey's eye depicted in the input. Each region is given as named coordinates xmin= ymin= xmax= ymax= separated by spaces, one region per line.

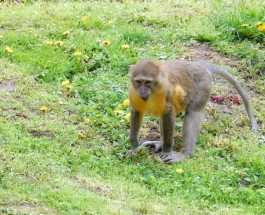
xmin=145 ymin=80 xmax=153 ymax=87
xmin=135 ymin=80 xmax=142 ymax=86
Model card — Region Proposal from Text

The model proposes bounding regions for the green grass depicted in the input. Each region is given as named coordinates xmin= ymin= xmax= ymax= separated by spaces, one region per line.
xmin=0 ymin=1 xmax=265 ymax=214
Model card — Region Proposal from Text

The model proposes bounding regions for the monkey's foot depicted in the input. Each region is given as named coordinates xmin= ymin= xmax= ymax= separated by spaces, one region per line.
xmin=159 ymin=151 xmax=188 ymax=164
xmin=126 ymin=149 xmax=136 ymax=156
xmin=141 ymin=141 xmax=163 ymax=153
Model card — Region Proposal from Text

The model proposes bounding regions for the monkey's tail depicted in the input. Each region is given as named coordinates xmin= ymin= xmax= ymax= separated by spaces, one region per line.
xmin=202 ymin=61 xmax=258 ymax=131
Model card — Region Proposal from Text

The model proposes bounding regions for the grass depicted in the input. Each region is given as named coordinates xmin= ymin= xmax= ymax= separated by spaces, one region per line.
xmin=0 ymin=0 xmax=264 ymax=214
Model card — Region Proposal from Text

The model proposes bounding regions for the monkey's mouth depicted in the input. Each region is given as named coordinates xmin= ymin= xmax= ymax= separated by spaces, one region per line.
xmin=140 ymin=95 xmax=149 ymax=101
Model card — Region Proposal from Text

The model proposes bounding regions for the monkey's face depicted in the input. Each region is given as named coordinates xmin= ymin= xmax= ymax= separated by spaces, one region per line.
xmin=133 ymin=78 xmax=153 ymax=101
xmin=129 ymin=60 xmax=164 ymax=101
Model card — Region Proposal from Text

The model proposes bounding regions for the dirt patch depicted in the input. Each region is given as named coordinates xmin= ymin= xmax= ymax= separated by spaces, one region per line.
xmin=14 ymin=203 xmax=37 ymax=212
xmin=2 ymin=203 xmax=56 ymax=214
xmin=0 ymin=79 xmax=16 ymax=93
xmin=29 ymin=130 xmax=55 ymax=139
xmin=181 ymin=43 xmax=240 ymax=68
xmin=139 ymin=122 xmax=160 ymax=142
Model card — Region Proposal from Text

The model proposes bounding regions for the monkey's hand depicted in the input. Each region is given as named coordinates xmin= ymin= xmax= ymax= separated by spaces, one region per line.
xmin=141 ymin=141 xmax=163 ymax=153
xmin=159 ymin=151 xmax=188 ymax=164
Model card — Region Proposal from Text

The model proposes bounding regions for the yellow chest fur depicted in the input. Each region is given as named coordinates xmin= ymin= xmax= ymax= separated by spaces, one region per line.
xmin=129 ymin=88 xmax=165 ymax=116
xmin=129 ymin=85 xmax=186 ymax=116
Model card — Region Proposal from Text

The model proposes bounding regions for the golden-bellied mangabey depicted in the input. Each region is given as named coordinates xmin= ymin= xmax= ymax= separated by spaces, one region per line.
xmin=127 ymin=60 xmax=258 ymax=163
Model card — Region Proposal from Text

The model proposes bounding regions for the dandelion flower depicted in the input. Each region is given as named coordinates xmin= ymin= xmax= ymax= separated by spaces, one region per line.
xmin=108 ymin=20 xmax=114 ymax=25
xmin=0 ymin=35 xmax=3 ymax=40
xmin=83 ymin=55 xmax=90 ymax=60
xmin=257 ymin=24 xmax=265 ymax=32
xmin=44 ymin=40 xmax=53 ymax=46
xmin=81 ymin=16 xmax=89 ymax=23
xmin=125 ymin=113 xmax=131 ymax=121
xmin=40 ymin=106 xmax=47 ymax=111
xmin=73 ymin=51 xmax=82 ymax=56
xmin=121 ymin=44 xmax=130 ymax=49
xmin=61 ymin=80 xmax=70 ymax=86
xmin=102 ymin=40 xmax=111 ymax=47
xmin=65 ymin=84 xmax=73 ymax=90
xmin=255 ymin=21 xmax=263 ymax=27
xmin=114 ymin=109 xmax=124 ymax=115
xmin=176 ymin=168 xmax=184 ymax=174
xmin=63 ymin=31 xmax=70 ymax=36
xmin=123 ymin=99 xmax=130 ymax=107
xmin=54 ymin=41 xmax=63 ymax=47
xmin=85 ymin=118 xmax=91 ymax=124
xmin=5 ymin=46 xmax=13 ymax=54
xmin=117 ymin=104 xmax=123 ymax=110
xmin=241 ymin=23 xmax=249 ymax=28
xmin=78 ymin=132 xmax=86 ymax=138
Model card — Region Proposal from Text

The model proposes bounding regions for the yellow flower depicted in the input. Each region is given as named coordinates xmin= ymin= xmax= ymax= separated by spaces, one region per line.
xmin=54 ymin=41 xmax=63 ymax=47
xmin=0 ymin=35 xmax=3 ymax=40
xmin=40 ymin=106 xmax=47 ymax=111
xmin=63 ymin=31 xmax=70 ymax=36
xmin=123 ymin=99 xmax=130 ymax=107
xmin=121 ymin=44 xmax=130 ymax=49
xmin=117 ymin=104 xmax=123 ymax=110
xmin=44 ymin=40 xmax=53 ymax=46
xmin=83 ymin=55 xmax=89 ymax=59
xmin=65 ymin=84 xmax=73 ymax=90
xmin=81 ymin=16 xmax=89 ymax=23
xmin=257 ymin=24 xmax=265 ymax=32
xmin=5 ymin=46 xmax=13 ymax=54
xmin=61 ymin=80 xmax=70 ymax=86
xmin=78 ymin=132 xmax=87 ymax=138
xmin=255 ymin=21 xmax=263 ymax=27
xmin=125 ymin=113 xmax=131 ymax=121
xmin=114 ymin=109 xmax=124 ymax=115
xmin=73 ymin=51 xmax=82 ymax=56
xmin=176 ymin=168 xmax=184 ymax=174
xmin=85 ymin=118 xmax=91 ymax=124
xmin=107 ymin=20 xmax=114 ymax=25
xmin=241 ymin=23 xmax=249 ymax=28
xmin=102 ymin=40 xmax=111 ymax=47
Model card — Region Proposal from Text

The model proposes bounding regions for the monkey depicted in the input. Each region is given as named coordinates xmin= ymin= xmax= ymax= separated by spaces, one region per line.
xmin=127 ymin=60 xmax=258 ymax=164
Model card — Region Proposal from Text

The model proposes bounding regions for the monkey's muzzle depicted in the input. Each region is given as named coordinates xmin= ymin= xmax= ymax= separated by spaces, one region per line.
xmin=140 ymin=95 xmax=149 ymax=101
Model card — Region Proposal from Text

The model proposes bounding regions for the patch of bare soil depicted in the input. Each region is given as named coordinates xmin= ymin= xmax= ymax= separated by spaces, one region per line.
xmin=13 ymin=203 xmax=37 ymax=212
xmin=29 ymin=130 xmax=55 ymax=139
xmin=180 ymin=43 xmax=237 ymax=66
xmin=3 ymin=203 xmax=54 ymax=214
xmin=139 ymin=122 xmax=160 ymax=142
xmin=0 ymin=79 xmax=16 ymax=93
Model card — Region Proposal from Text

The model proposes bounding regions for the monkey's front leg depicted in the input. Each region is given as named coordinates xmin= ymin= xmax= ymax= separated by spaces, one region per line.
xmin=159 ymin=107 xmax=187 ymax=163
xmin=127 ymin=110 xmax=143 ymax=155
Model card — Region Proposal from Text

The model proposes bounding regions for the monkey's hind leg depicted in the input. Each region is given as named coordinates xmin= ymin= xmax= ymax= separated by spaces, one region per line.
xmin=159 ymin=110 xmax=204 ymax=164
xmin=181 ymin=110 xmax=204 ymax=156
